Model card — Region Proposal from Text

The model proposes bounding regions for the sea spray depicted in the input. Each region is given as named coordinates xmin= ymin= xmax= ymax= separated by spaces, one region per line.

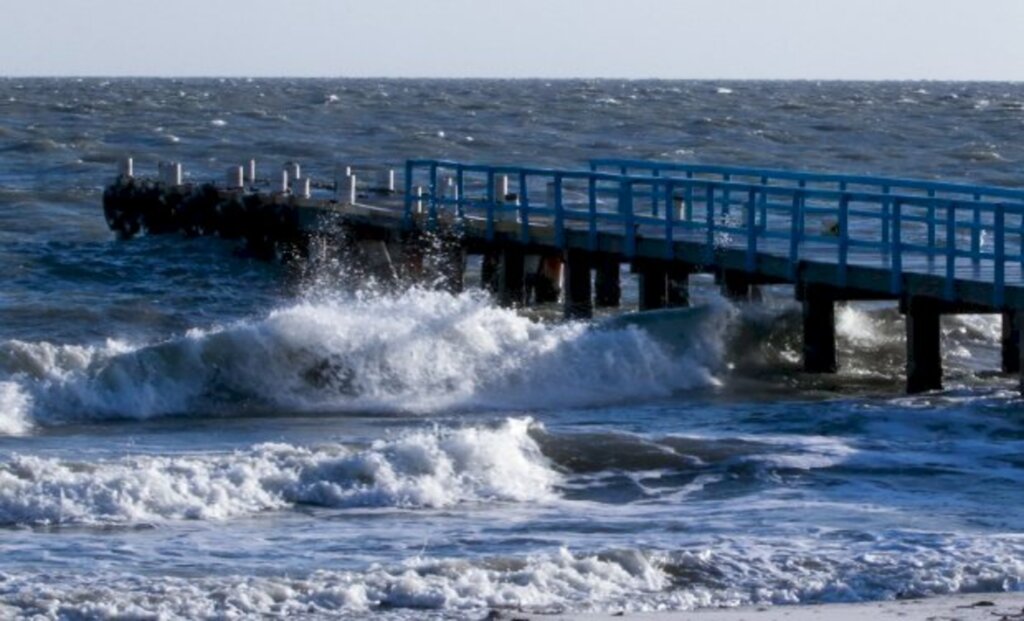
xmin=0 ymin=288 xmax=725 ymax=432
xmin=0 ymin=417 xmax=557 ymax=526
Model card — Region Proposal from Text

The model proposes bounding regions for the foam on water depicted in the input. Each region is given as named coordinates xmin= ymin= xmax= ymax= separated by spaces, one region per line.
xmin=0 ymin=382 xmax=31 ymax=436
xmin=0 ymin=288 xmax=723 ymax=432
xmin=1 ymin=535 xmax=1021 ymax=619
xmin=0 ymin=417 xmax=556 ymax=525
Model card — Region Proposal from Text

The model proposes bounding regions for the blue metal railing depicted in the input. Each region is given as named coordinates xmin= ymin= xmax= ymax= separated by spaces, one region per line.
xmin=402 ymin=159 xmax=1024 ymax=308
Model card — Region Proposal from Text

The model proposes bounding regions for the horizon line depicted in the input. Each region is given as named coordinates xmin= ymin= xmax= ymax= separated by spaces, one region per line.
xmin=2 ymin=75 xmax=1023 ymax=83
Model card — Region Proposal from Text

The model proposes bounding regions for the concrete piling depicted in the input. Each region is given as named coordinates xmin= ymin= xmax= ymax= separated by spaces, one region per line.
xmin=439 ymin=243 xmax=466 ymax=294
xmin=594 ymin=256 xmax=622 ymax=308
xmin=720 ymin=270 xmax=751 ymax=301
xmin=667 ymin=265 xmax=691 ymax=307
xmin=637 ymin=262 xmax=668 ymax=311
xmin=905 ymin=297 xmax=943 ymax=393
xmin=498 ymin=246 xmax=526 ymax=308
xmin=802 ymin=286 xmax=838 ymax=373
xmin=247 ymin=159 xmax=257 ymax=184
xmin=481 ymin=251 xmax=500 ymax=293
xmin=533 ymin=254 xmax=563 ymax=304
xmin=563 ymin=249 xmax=593 ymax=319
xmin=1002 ymin=311 xmax=1022 ymax=374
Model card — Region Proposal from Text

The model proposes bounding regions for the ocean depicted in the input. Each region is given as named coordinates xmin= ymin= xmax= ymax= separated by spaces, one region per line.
xmin=0 ymin=78 xmax=1022 ymax=619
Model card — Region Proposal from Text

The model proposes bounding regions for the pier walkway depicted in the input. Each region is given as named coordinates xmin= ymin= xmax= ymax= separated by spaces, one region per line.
xmin=103 ymin=157 xmax=1024 ymax=394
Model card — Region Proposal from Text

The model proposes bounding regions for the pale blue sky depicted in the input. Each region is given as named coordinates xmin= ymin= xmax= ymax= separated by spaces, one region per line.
xmin=2 ymin=0 xmax=1022 ymax=79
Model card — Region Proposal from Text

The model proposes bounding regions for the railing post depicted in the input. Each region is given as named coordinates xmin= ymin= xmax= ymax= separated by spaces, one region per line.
xmin=554 ymin=174 xmax=565 ymax=249
xmin=838 ymin=193 xmax=850 ymax=288
xmin=945 ymin=202 xmax=956 ymax=301
xmin=518 ymin=171 xmax=530 ymax=244
xmin=891 ymin=198 xmax=903 ymax=295
xmin=588 ymin=176 xmax=598 ymax=252
xmin=758 ymin=176 xmax=768 ymax=230
xmin=664 ymin=181 xmax=675 ymax=260
xmin=745 ymin=188 xmax=757 ymax=272
xmin=789 ymin=191 xmax=802 ymax=279
xmin=971 ymin=194 xmax=982 ymax=260
xmin=402 ymin=160 xmax=414 ymax=228
xmin=486 ymin=168 xmax=495 ymax=241
xmin=455 ymin=167 xmax=465 ymax=219
xmin=622 ymin=180 xmax=636 ymax=258
xmin=428 ymin=162 xmax=439 ymax=230
xmin=927 ymin=188 xmax=937 ymax=257
xmin=722 ymin=173 xmax=731 ymax=216
xmin=704 ymin=185 xmax=715 ymax=265
xmin=881 ymin=185 xmax=891 ymax=248
xmin=995 ymin=202 xmax=1005 ymax=307
xmin=651 ymin=170 xmax=661 ymax=217
xmin=798 ymin=179 xmax=807 ymax=239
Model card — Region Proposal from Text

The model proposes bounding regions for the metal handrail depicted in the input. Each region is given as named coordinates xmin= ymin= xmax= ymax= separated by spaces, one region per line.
xmin=404 ymin=159 xmax=1024 ymax=307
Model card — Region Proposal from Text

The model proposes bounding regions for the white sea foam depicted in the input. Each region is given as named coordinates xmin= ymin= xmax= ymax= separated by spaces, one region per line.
xmin=0 ymin=289 xmax=722 ymax=432
xmin=0 ymin=382 xmax=31 ymax=436
xmin=0 ymin=417 xmax=557 ymax=526
xmin=1 ymin=536 xmax=1020 ymax=619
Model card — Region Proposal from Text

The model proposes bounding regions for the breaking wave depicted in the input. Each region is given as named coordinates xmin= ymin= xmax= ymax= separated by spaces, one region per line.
xmin=0 ymin=289 xmax=725 ymax=433
xmin=0 ymin=418 xmax=556 ymax=526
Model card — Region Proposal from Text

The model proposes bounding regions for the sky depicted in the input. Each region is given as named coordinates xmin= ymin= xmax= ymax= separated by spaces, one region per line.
xmin=2 ymin=0 xmax=1022 ymax=80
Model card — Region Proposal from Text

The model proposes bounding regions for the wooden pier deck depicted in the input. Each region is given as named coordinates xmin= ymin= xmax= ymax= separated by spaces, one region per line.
xmin=102 ymin=157 xmax=1024 ymax=394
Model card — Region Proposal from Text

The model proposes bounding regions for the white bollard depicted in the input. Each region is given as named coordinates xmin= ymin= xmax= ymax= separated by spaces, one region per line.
xmin=284 ymin=161 xmax=301 ymax=181
xmin=247 ymin=159 xmax=257 ymax=184
xmin=227 ymin=166 xmax=244 ymax=190
xmin=347 ymin=175 xmax=358 ymax=204
xmin=120 ymin=157 xmax=133 ymax=178
xmin=494 ymin=174 xmax=509 ymax=203
xmin=378 ymin=169 xmax=396 ymax=192
xmin=415 ymin=186 xmax=424 ymax=214
xmin=442 ymin=176 xmax=455 ymax=200
xmin=280 ymin=169 xmax=290 ymax=194
xmin=292 ymin=177 xmax=311 ymax=199
xmin=335 ymin=165 xmax=352 ymax=197
xmin=162 ymin=162 xmax=182 ymax=186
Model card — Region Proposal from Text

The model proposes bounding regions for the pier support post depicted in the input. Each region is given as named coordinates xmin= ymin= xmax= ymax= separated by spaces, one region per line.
xmin=563 ymin=249 xmax=593 ymax=319
xmin=431 ymin=241 xmax=465 ymax=294
xmin=533 ymin=254 xmax=563 ymax=304
xmin=721 ymin=270 xmax=752 ymax=301
xmin=667 ymin=265 xmax=691 ymax=308
xmin=594 ymin=256 xmax=621 ymax=308
xmin=637 ymin=262 xmax=668 ymax=311
xmin=905 ymin=297 xmax=942 ymax=393
xmin=498 ymin=246 xmax=526 ymax=308
xmin=802 ymin=286 xmax=837 ymax=373
xmin=1002 ymin=311 xmax=1021 ymax=374
xmin=481 ymin=250 xmax=500 ymax=294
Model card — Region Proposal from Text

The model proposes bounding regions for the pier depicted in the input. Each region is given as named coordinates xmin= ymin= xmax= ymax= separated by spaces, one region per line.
xmin=103 ymin=157 xmax=1024 ymax=394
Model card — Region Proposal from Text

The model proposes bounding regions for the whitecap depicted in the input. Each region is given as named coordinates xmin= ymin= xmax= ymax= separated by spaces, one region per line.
xmin=0 ymin=417 xmax=556 ymax=525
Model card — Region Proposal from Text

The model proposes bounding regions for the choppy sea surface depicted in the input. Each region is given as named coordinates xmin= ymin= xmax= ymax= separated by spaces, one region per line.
xmin=0 ymin=79 xmax=1023 ymax=619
